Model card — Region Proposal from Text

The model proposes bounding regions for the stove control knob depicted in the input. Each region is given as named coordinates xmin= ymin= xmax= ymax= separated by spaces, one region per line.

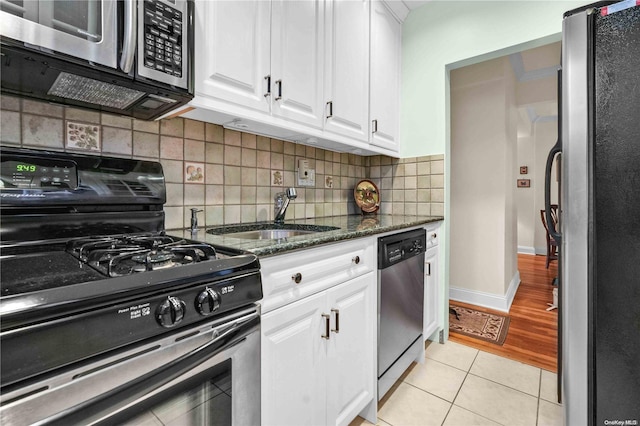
xmin=156 ymin=296 xmax=186 ymax=328
xmin=195 ymin=288 xmax=221 ymax=316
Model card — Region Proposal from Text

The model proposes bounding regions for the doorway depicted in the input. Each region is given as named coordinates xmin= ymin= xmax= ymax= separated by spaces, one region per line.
xmin=447 ymin=42 xmax=560 ymax=371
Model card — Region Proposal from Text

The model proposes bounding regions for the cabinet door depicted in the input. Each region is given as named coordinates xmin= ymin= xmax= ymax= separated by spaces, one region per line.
xmin=424 ymin=247 xmax=440 ymax=340
xmin=369 ymin=1 xmax=401 ymax=151
xmin=261 ymin=291 xmax=328 ymax=426
xmin=324 ymin=0 xmax=370 ymax=142
xmin=195 ymin=1 xmax=271 ymax=112
xmin=326 ymin=273 xmax=376 ymax=426
xmin=271 ymin=0 xmax=325 ymax=128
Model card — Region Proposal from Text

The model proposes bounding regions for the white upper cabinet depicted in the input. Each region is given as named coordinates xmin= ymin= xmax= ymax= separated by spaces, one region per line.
xmin=323 ymin=0 xmax=370 ymax=142
xmin=369 ymin=1 xmax=401 ymax=151
xmin=188 ymin=0 xmax=403 ymax=155
xmin=195 ymin=1 xmax=271 ymax=113
xmin=271 ymin=0 xmax=325 ymax=128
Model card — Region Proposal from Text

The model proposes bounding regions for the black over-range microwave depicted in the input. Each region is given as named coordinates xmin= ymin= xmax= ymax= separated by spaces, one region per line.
xmin=0 ymin=0 xmax=193 ymax=120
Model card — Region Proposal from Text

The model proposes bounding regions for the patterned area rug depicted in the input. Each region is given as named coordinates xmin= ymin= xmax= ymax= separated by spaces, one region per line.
xmin=449 ymin=304 xmax=511 ymax=345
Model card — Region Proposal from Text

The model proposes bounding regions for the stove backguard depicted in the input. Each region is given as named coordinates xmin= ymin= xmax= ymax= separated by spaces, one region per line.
xmin=0 ymin=147 xmax=167 ymax=243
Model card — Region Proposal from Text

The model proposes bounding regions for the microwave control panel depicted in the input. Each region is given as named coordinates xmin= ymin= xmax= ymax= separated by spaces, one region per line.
xmin=143 ymin=0 xmax=184 ymax=78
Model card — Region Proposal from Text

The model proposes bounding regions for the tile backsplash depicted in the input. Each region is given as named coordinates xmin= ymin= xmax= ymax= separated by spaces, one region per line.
xmin=0 ymin=96 xmax=444 ymax=229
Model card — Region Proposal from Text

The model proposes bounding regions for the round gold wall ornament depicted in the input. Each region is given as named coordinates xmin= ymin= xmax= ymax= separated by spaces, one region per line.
xmin=354 ymin=179 xmax=380 ymax=214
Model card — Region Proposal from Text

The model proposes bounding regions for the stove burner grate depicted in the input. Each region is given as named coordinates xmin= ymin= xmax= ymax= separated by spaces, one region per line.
xmin=66 ymin=234 xmax=218 ymax=277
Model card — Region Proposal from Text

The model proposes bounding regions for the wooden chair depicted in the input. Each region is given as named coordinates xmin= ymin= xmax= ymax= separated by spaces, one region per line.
xmin=540 ymin=205 xmax=559 ymax=268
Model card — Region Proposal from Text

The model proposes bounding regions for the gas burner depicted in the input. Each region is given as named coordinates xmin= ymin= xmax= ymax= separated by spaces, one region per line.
xmin=130 ymin=250 xmax=178 ymax=272
xmin=66 ymin=234 xmax=218 ymax=277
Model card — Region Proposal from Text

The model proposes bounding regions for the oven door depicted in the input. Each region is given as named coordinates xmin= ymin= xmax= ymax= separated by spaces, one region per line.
xmin=0 ymin=307 xmax=260 ymax=426
xmin=0 ymin=0 xmax=117 ymax=68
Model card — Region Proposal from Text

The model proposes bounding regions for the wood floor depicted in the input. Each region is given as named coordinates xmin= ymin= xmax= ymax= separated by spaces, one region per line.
xmin=449 ymin=253 xmax=558 ymax=372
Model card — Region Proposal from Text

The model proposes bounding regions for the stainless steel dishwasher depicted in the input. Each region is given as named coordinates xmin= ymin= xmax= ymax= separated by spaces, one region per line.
xmin=378 ymin=228 xmax=426 ymax=400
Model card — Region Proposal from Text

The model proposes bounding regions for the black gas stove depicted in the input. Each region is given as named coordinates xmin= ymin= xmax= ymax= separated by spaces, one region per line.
xmin=0 ymin=147 xmax=262 ymax=396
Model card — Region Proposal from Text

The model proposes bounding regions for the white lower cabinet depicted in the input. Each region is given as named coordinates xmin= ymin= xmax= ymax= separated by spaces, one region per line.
xmin=423 ymin=246 xmax=440 ymax=341
xmin=423 ymin=222 xmax=442 ymax=342
xmin=261 ymin=272 xmax=376 ymax=426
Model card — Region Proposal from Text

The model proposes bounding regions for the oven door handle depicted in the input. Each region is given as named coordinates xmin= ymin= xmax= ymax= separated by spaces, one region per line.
xmin=40 ymin=312 xmax=259 ymax=426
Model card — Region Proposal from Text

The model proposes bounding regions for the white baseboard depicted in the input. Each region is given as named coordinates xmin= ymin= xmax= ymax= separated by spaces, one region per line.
xmin=518 ymin=246 xmax=548 ymax=256
xmin=449 ymin=271 xmax=521 ymax=313
xmin=517 ymin=246 xmax=536 ymax=255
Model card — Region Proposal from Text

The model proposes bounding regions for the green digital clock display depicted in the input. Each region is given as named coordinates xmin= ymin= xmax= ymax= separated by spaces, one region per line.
xmin=16 ymin=164 xmax=37 ymax=173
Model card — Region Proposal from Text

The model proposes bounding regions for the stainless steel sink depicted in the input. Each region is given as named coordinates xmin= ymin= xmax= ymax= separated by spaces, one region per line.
xmin=222 ymin=229 xmax=318 ymax=240
xmin=207 ymin=224 xmax=339 ymax=241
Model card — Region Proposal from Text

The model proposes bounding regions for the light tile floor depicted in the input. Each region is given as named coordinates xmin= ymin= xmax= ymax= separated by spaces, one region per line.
xmin=351 ymin=341 xmax=563 ymax=426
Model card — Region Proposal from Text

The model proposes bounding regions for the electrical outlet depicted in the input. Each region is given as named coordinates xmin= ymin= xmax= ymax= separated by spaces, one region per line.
xmin=298 ymin=159 xmax=311 ymax=180
xmin=297 ymin=169 xmax=315 ymax=187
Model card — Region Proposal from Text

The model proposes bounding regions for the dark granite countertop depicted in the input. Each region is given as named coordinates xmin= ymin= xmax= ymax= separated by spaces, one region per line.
xmin=168 ymin=215 xmax=443 ymax=257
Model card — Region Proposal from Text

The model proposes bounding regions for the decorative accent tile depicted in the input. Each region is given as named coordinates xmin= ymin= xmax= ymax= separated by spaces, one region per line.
xmin=185 ymin=161 xmax=205 ymax=184
xmin=65 ymin=121 xmax=100 ymax=151
xmin=325 ymin=175 xmax=334 ymax=188
xmin=271 ymin=170 xmax=283 ymax=186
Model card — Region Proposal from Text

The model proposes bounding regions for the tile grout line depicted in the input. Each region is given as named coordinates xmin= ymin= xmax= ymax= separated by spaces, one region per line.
xmin=536 ymin=369 xmax=542 ymax=426
xmin=444 ymin=349 xmax=481 ymax=424
xmin=424 ymin=354 xmax=477 ymax=375
xmin=452 ymin=348 xmax=542 ymax=425
xmin=465 ymin=371 xmax=541 ymax=399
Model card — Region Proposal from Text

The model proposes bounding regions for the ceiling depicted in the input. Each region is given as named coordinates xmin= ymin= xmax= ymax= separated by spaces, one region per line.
xmin=403 ymin=1 xmax=430 ymax=10
xmin=510 ymin=42 xmax=561 ymax=137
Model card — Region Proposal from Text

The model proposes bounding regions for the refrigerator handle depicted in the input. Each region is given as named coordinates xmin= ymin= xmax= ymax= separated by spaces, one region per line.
xmin=545 ymin=143 xmax=562 ymax=242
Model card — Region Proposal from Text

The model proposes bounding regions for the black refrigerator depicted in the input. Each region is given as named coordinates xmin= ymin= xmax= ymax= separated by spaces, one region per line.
xmin=550 ymin=1 xmax=640 ymax=425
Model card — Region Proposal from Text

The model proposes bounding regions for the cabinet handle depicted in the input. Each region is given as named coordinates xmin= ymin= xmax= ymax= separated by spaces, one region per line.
xmin=426 ymin=262 xmax=431 ymax=276
xmin=264 ymin=75 xmax=271 ymax=98
xmin=331 ymin=308 xmax=340 ymax=333
xmin=352 ymin=256 xmax=360 ymax=265
xmin=326 ymin=101 xmax=333 ymax=119
xmin=321 ymin=313 xmax=330 ymax=339
xmin=292 ymin=272 xmax=302 ymax=284
xmin=275 ymin=79 xmax=282 ymax=101
xmin=431 ymin=233 xmax=437 ymax=239
xmin=372 ymin=119 xmax=378 ymax=134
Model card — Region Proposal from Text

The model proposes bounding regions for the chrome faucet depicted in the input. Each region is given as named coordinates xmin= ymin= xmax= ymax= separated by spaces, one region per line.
xmin=190 ymin=208 xmax=203 ymax=233
xmin=274 ymin=188 xmax=297 ymax=224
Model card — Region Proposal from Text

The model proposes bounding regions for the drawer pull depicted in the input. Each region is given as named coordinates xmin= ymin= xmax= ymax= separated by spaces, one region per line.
xmin=426 ymin=262 xmax=431 ymax=276
xmin=431 ymin=233 xmax=437 ymax=239
xmin=292 ymin=272 xmax=302 ymax=284
xmin=352 ymin=256 xmax=360 ymax=265
xmin=331 ymin=308 xmax=340 ymax=333
xmin=321 ymin=313 xmax=330 ymax=340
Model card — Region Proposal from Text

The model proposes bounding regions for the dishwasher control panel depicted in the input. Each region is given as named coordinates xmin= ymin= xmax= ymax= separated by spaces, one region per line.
xmin=378 ymin=228 xmax=426 ymax=269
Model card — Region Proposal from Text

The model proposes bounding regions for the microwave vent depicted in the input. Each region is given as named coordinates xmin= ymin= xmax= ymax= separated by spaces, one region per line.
xmin=48 ymin=72 xmax=146 ymax=110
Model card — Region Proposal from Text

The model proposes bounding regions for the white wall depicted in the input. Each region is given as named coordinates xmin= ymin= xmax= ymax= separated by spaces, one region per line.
xmin=516 ymin=120 xmax=559 ymax=254
xmin=401 ymin=0 xmax=591 ymax=157
xmin=449 ymin=57 xmax=519 ymax=308
xmin=516 ymin=134 xmax=536 ymax=253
